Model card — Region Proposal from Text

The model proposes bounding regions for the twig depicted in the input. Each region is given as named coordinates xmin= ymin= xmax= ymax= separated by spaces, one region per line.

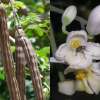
xmin=50 ymin=5 xmax=63 ymax=14
xmin=9 ymin=36 xmax=15 ymax=43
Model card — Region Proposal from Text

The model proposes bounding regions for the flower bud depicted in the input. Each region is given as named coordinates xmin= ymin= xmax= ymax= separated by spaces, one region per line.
xmin=62 ymin=5 xmax=77 ymax=33
xmin=86 ymin=5 xmax=100 ymax=35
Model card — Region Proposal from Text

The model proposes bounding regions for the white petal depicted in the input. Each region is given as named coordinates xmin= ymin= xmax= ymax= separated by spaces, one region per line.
xmin=67 ymin=30 xmax=87 ymax=47
xmin=86 ymin=5 xmax=100 ymax=35
xmin=92 ymin=62 xmax=100 ymax=75
xmin=67 ymin=30 xmax=87 ymax=42
xmin=58 ymin=81 xmax=75 ymax=95
xmin=55 ymin=43 xmax=68 ymax=61
xmin=87 ymin=72 xmax=100 ymax=94
xmin=85 ymin=42 xmax=100 ymax=60
xmin=65 ymin=51 xmax=92 ymax=69
xmin=62 ymin=5 xmax=77 ymax=27
xmin=75 ymin=80 xmax=86 ymax=92
xmin=82 ymin=78 xmax=94 ymax=94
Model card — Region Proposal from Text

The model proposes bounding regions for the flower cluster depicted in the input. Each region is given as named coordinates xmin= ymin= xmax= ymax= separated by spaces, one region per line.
xmin=55 ymin=5 xmax=100 ymax=95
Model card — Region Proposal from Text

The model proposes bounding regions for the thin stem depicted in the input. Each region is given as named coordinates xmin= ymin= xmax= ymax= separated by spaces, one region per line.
xmin=48 ymin=25 xmax=57 ymax=56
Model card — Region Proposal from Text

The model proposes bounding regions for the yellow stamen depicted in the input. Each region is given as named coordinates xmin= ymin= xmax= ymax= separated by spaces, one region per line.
xmin=76 ymin=70 xmax=87 ymax=80
xmin=70 ymin=38 xmax=81 ymax=49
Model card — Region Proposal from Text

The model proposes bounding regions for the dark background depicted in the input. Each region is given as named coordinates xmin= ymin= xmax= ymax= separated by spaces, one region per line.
xmin=50 ymin=0 xmax=100 ymax=100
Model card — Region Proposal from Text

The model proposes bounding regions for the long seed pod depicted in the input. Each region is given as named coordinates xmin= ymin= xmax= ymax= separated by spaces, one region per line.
xmin=16 ymin=27 xmax=44 ymax=100
xmin=15 ymin=37 xmax=27 ymax=100
xmin=0 ymin=6 xmax=21 ymax=100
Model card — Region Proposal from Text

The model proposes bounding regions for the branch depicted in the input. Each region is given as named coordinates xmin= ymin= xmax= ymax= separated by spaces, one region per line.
xmin=9 ymin=36 xmax=15 ymax=43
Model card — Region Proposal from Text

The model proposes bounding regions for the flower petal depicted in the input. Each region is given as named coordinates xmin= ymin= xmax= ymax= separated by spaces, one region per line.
xmin=85 ymin=42 xmax=100 ymax=60
xmin=86 ymin=5 xmax=100 ymax=35
xmin=55 ymin=43 xmax=68 ymax=61
xmin=92 ymin=62 xmax=100 ymax=75
xmin=58 ymin=81 xmax=75 ymax=95
xmin=87 ymin=72 xmax=100 ymax=94
xmin=67 ymin=30 xmax=87 ymax=42
xmin=67 ymin=30 xmax=87 ymax=48
xmin=82 ymin=78 xmax=94 ymax=94
xmin=65 ymin=51 xmax=92 ymax=69
xmin=75 ymin=80 xmax=86 ymax=92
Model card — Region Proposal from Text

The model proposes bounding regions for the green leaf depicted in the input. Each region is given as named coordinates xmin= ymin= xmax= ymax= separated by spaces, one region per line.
xmin=37 ymin=47 xmax=50 ymax=57
xmin=0 ymin=67 xmax=5 ymax=80
xmin=10 ymin=46 xmax=15 ymax=53
xmin=14 ymin=1 xmax=27 ymax=9
xmin=33 ymin=26 xmax=44 ymax=37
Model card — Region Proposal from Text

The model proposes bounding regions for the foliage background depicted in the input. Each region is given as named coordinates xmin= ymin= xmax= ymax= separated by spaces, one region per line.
xmin=0 ymin=0 xmax=50 ymax=100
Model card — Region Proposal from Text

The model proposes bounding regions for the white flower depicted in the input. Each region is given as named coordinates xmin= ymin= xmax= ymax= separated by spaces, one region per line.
xmin=55 ymin=30 xmax=100 ymax=69
xmin=66 ymin=30 xmax=87 ymax=49
xmin=55 ymin=30 xmax=92 ymax=69
xmin=58 ymin=64 xmax=100 ymax=95
xmin=62 ymin=5 xmax=77 ymax=33
xmin=86 ymin=5 xmax=100 ymax=35
xmin=55 ymin=43 xmax=92 ymax=69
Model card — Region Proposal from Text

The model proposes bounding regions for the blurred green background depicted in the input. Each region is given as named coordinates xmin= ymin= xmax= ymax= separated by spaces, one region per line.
xmin=0 ymin=0 xmax=50 ymax=100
